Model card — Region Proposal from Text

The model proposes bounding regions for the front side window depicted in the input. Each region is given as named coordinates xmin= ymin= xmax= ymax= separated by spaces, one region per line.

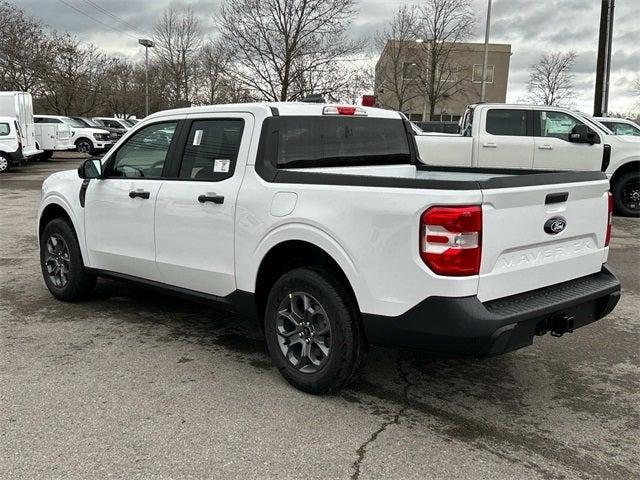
xmin=486 ymin=109 xmax=527 ymax=136
xmin=0 ymin=123 xmax=10 ymax=136
xmin=276 ymin=117 xmax=411 ymax=168
xmin=35 ymin=117 xmax=61 ymax=124
xmin=109 ymin=122 xmax=177 ymax=178
xmin=178 ymin=119 xmax=244 ymax=181
xmin=539 ymin=111 xmax=585 ymax=142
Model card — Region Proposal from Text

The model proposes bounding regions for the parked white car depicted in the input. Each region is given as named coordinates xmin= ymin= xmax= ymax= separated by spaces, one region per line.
xmin=594 ymin=117 xmax=640 ymax=137
xmin=415 ymin=103 xmax=640 ymax=216
xmin=92 ymin=117 xmax=133 ymax=131
xmin=38 ymin=102 xmax=620 ymax=393
xmin=0 ymin=91 xmax=42 ymax=160
xmin=35 ymin=115 xmax=113 ymax=155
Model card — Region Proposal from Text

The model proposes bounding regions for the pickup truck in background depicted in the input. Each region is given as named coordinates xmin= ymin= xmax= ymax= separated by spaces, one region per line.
xmin=38 ymin=102 xmax=620 ymax=394
xmin=35 ymin=115 xmax=114 ymax=156
xmin=415 ymin=103 xmax=640 ymax=217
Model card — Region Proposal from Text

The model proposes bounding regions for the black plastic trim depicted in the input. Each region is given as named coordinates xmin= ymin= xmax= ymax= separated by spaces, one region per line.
xmin=361 ymin=266 xmax=620 ymax=357
xmin=86 ymin=268 xmax=259 ymax=325
xmin=545 ymin=191 xmax=569 ymax=204
xmin=602 ymin=144 xmax=611 ymax=172
xmin=79 ymin=179 xmax=90 ymax=207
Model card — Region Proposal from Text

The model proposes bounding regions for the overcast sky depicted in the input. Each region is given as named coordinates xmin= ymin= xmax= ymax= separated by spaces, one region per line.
xmin=18 ymin=0 xmax=640 ymax=113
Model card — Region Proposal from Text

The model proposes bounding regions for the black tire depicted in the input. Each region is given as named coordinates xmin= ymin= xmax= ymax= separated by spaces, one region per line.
xmin=40 ymin=218 xmax=96 ymax=301
xmin=264 ymin=267 xmax=367 ymax=394
xmin=612 ymin=170 xmax=640 ymax=217
xmin=0 ymin=153 xmax=9 ymax=173
xmin=75 ymin=138 xmax=95 ymax=156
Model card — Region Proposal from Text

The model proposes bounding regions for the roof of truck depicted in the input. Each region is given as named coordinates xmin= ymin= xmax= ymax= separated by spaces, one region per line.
xmin=146 ymin=102 xmax=404 ymax=121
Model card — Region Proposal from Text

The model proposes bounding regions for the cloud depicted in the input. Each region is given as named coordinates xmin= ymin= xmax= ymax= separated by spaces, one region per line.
xmin=16 ymin=0 xmax=640 ymax=112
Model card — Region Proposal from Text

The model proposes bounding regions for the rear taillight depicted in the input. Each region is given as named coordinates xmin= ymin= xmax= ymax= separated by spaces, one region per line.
xmin=420 ymin=206 xmax=482 ymax=276
xmin=605 ymin=192 xmax=613 ymax=247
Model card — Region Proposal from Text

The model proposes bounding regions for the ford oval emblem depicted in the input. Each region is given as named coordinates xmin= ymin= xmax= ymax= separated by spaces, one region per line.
xmin=544 ymin=216 xmax=567 ymax=235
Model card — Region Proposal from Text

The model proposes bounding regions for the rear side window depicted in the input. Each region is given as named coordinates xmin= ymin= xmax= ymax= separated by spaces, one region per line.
xmin=179 ymin=119 xmax=244 ymax=181
xmin=486 ymin=109 xmax=527 ymax=136
xmin=0 ymin=123 xmax=9 ymax=136
xmin=276 ymin=117 xmax=411 ymax=168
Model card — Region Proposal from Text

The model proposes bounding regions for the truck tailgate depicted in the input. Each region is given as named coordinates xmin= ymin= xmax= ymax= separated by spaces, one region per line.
xmin=478 ymin=180 xmax=610 ymax=302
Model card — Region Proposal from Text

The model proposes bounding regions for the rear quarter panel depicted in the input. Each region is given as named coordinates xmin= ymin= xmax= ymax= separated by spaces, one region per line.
xmin=236 ymin=169 xmax=483 ymax=317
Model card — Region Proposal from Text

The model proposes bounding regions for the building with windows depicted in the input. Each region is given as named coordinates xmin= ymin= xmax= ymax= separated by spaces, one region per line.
xmin=374 ymin=41 xmax=512 ymax=121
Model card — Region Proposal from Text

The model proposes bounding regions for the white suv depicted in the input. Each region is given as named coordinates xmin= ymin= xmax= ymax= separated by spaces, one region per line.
xmin=34 ymin=115 xmax=113 ymax=155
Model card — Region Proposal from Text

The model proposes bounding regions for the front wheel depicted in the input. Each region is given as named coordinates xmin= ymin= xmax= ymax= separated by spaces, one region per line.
xmin=264 ymin=267 xmax=367 ymax=394
xmin=612 ymin=171 xmax=640 ymax=217
xmin=75 ymin=139 xmax=94 ymax=155
xmin=40 ymin=218 xmax=96 ymax=301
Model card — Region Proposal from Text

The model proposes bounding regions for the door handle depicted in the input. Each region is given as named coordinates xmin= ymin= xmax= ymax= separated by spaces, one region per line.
xmin=198 ymin=194 xmax=225 ymax=204
xmin=538 ymin=144 xmax=553 ymax=150
xmin=483 ymin=142 xmax=497 ymax=148
xmin=129 ymin=190 xmax=150 ymax=199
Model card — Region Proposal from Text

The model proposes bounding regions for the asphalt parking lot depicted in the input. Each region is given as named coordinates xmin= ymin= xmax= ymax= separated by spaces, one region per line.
xmin=1 ymin=156 xmax=639 ymax=480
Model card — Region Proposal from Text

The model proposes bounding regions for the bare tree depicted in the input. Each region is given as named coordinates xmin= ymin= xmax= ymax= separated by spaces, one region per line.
xmin=0 ymin=1 xmax=54 ymax=93
xmin=196 ymin=39 xmax=236 ymax=105
xmin=633 ymin=73 xmax=640 ymax=111
xmin=526 ymin=51 xmax=577 ymax=106
xmin=218 ymin=0 xmax=364 ymax=101
xmin=374 ymin=5 xmax=422 ymax=113
xmin=416 ymin=0 xmax=475 ymax=119
xmin=40 ymin=35 xmax=113 ymax=116
xmin=153 ymin=5 xmax=202 ymax=107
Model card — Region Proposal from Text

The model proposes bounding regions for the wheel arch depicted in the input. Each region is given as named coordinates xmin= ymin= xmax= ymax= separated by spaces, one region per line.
xmin=74 ymin=136 xmax=94 ymax=146
xmin=253 ymin=240 xmax=361 ymax=325
xmin=610 ymin=160 xmax=640 ymax=187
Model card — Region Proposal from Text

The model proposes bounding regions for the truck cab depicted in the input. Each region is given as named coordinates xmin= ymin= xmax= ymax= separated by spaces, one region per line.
xmin=0 ymin=116 xmax=24 ymax=173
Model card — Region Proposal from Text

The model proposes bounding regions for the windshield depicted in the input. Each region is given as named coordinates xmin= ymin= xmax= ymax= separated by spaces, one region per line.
xmin=275 ymin=116 xmax=412 ymax=169
xmin=121 ymin=119 xmax=135 ymax=127
xmin=61 ymin=117 xmax=86 ymax=128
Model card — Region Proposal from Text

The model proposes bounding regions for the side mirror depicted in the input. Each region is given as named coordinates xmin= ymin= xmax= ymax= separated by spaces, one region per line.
xmin=570 ymin=124 xmax=598 ymax=145
xmin=78 ymin=158 xmax=103 ymax=179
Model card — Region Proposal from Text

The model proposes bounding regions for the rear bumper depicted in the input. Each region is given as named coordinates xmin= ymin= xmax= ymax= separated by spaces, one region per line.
xmin=362 ymin=266 xmax=621 ymax=357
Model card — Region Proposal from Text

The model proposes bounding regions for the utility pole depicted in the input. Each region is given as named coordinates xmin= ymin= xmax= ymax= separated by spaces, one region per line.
xmin=594 ymin=0 xmax=615 ymax=117
xmin=138 ymin=39 xmax=155 ymax=117
xmin=480 ymin=0 xmax=492 ymax=102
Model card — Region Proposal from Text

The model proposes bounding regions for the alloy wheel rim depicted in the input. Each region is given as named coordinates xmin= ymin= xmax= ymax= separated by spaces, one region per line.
xmin=44 ymin=234 xmax=71 ymax=288
xmin=0 ymin=157 xmax=7 ymax=171
xmin=78 ymin=141 xmax=91 ymax=153
xmin=622 ymin=179 xmax=640 ymax=210
xmin=276 ymin=292 xmax=332 ymax=373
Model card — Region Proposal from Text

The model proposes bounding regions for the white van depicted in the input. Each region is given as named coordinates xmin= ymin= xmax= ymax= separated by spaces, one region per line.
xmin=33 ymin=118 xmax=75 ymax=159
xmin=0 ymin=91 xmax=42 ymax=160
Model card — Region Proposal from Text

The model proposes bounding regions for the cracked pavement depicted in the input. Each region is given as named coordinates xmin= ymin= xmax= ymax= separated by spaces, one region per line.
xmin=1 ymin=156 xmax=639 ymax=479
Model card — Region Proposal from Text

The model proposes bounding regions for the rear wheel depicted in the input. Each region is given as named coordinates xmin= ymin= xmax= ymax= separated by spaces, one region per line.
xmin=0 ymin=154 xmax=8 ymax=173
xmin=612 ymin=171 xmax=640 ymax=217
xmin=40 ymin=218 xmax=96 ymax=301
xmin=75 ymin=139 xmax=94 ymax=155
xmin=264 ymin=267 xmax=367 ymax=394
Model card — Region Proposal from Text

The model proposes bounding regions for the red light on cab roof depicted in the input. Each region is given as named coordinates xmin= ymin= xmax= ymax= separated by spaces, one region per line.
xmin=322 ymin=105 xmax=367 ymax=116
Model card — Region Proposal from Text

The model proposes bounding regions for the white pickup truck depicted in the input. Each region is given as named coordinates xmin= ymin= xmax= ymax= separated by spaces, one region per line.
xmin=415 ymin=104 xmax=640 ymax=217
xmin=38 ymin=102 xmax=620 ymax=394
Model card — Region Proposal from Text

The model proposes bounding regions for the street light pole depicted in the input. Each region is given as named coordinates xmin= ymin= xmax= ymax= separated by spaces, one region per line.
xmin=138 ymin=39 xmax=155 ymax=117
xmin=480 ymin=0 xmax=492 ymax=102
